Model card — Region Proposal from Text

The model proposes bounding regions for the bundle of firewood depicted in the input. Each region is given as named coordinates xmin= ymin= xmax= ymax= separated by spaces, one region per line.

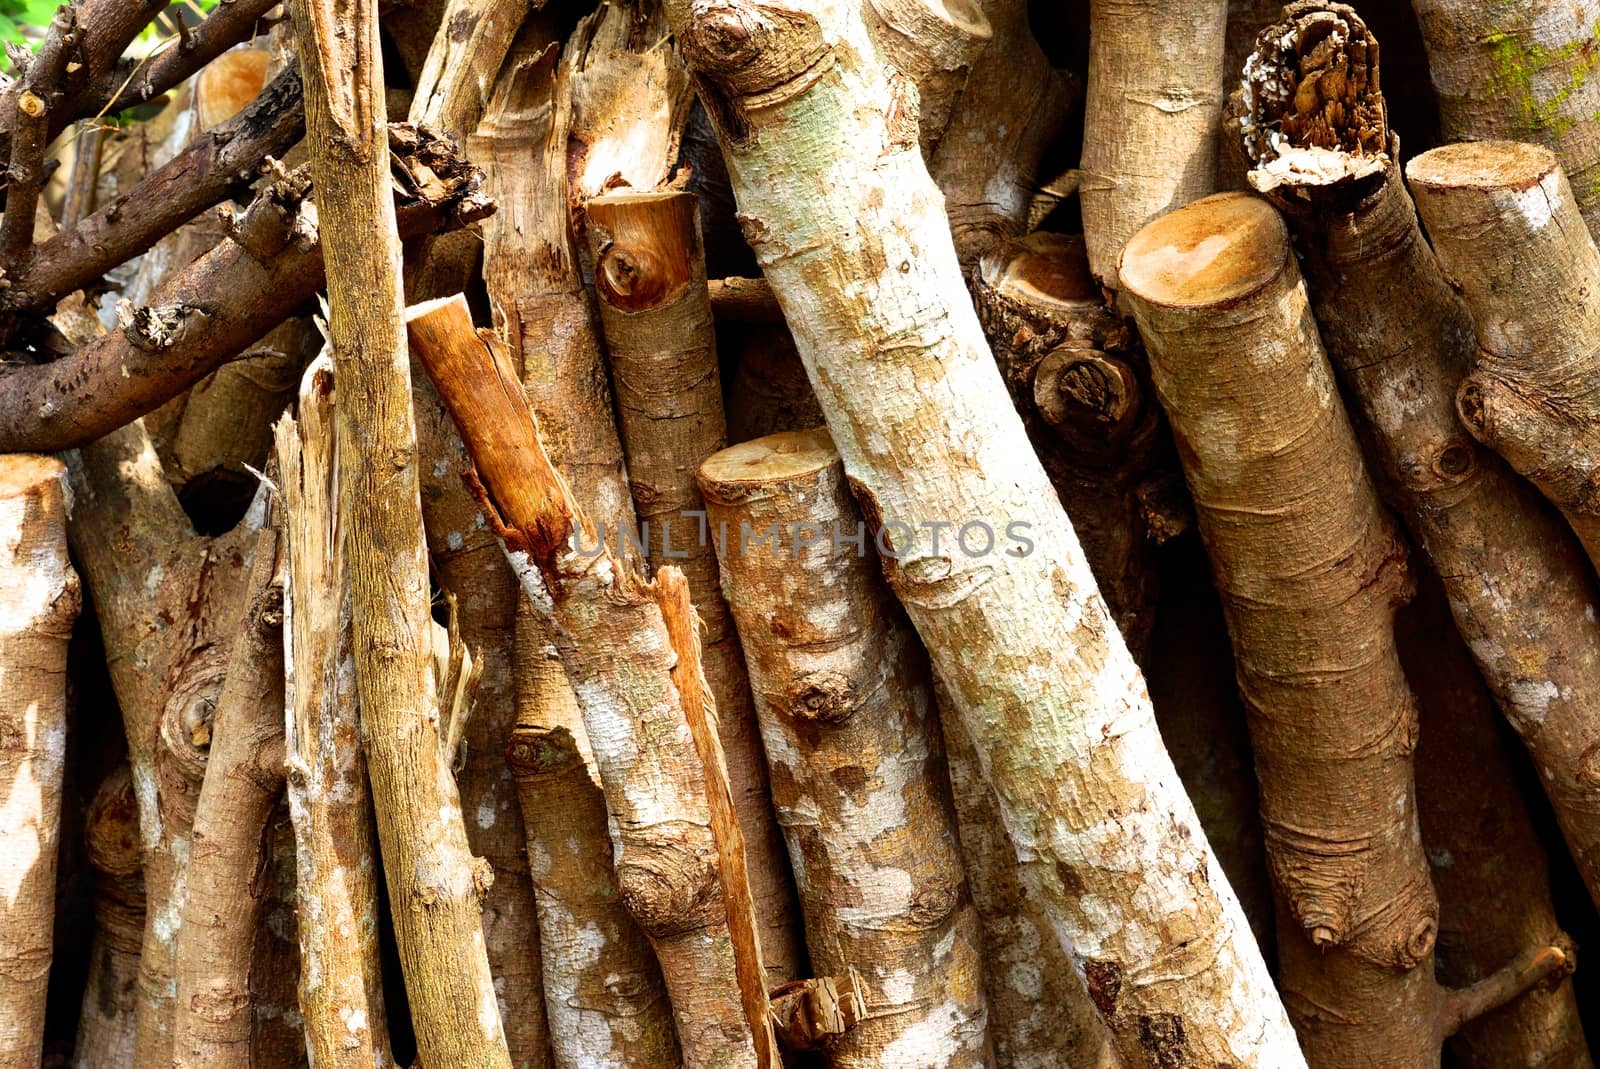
xmin=3 ymin=0 xmax=1598 ymax=1066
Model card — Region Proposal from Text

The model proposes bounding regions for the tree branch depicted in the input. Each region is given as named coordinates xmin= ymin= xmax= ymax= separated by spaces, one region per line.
xmin=1442 ymin=939 xmax=1576 ymax=1039
xmin=1 ymin=64 xmax=305 ymax=332
xmin=0 ymin=6 xmax=79 ymax=263
xmin=0 ymin=125 xmax=491 ymax=453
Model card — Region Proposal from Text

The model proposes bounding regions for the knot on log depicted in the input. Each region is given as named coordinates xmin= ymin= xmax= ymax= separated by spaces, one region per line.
xmin=616 ymin=827 xmax=721 ymax=939
xmin=679 ymin=0 xmax=834 ymax=112
xmin=505 ymin=725 xmax=583 ymax=777
xmin=785 ymin=670 xmax=858 ymax=724
xmin=127 ymin=304 xmax=208 ymax=353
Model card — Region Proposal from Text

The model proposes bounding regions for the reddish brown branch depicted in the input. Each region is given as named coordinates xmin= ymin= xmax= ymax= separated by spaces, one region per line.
xmin=0 ymin=6 xmax=79 ymax=262
xmin=1442 ymin=939 xmax=1577 ymax=1040
xmin=1 ymin=65 xmax=304 ymax=331
xmin=0 ymin=126 xmax=490 ymax=453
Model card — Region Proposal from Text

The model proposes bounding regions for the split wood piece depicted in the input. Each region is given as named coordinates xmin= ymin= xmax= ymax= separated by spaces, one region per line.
xmin=700 ymin=428 xmax=994 ymax=1068
xmin=1246 ymin=1 xmax=1600 ymax=920
xmin=292 ymin=0 xmax=512 ymax=1063
xmin=414 ymin=373 xmax=554 ymax=1069
xmin=860 ymin=0 xmax=990 ymax=154
xmin=724 ymin=326 xmax=825 ymax=444
xmin=1412 ymin=0 xmax=1600 ymax=237
xmin=76 ymin=763 xmax=148 ymax=1069
xmin=276 ymin=357 xmax=393 ymax=1069
xmin=504 ymin=709 xmax=681 ymax=1068
xmin=586 ymin=188 xmax=803 ymax=988
xmin=934 ymin=689 xmax=1119 ymax=1069
xmin=409 ymin=0 xmax=527 ymax=139
xmin=407 ymin=292 xmax=770 ymax=1069
xmin=1402 ymin=578 xmax=1592 ymax=1069
xmin=0 ymin=454 xmax=79 ymax=1069
xmin=0 ymin=61 xmax=304 ymax=333
xmin=667 ymin=1 xmax=1303 ymax=1062
xmin=972 ymin=232 xmax=1162 ymax=658
xmin=709 ymin=276 xmax=783 ymax=322
xmin=1079 ymin=0 xmax=1227 ymax=292
xmin=171 ymin=523 xmax=288 ymax=1069
xmin=0 ymin=125 xmax=493 ymax=454
xmin=1121 ymin=190 xmax=1574 ymax=1064
xmin=1408 ymin=142 xmax=1600 ymax=578
xmin=928 ymin=0 xmax=1071 ymax=267
xmin=564 ymin=0 xmax=693 ymax=200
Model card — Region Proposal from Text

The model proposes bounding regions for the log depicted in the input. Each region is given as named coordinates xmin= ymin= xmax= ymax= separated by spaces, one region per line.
xmin=0 ymin=454 xmax=79 ymax=1069
xmin=75 ymin=764 xmax=147 ymax=1069
xmin=276 ymin=357 xmax=393 ymax=1069
xmin=1407 ymin=141 xmax=1600 ymax=580
xmin=700 ymin=428 xmax=993 ymax=1068
xmin=665 ymin=0 xmax=1304 ymax=1061
xmin=292 ymin=0 xmax=512 ymax=1062
xmin=585 ymin=188 xmax=802 ymax=990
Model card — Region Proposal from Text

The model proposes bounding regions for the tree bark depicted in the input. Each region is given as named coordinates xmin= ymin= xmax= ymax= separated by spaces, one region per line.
xmin=1402 ymin=576 xmax=1593 ymax=1069
xmin=724 ymin=326 xmax=825 ymax=444
xmin=666 ymin=0 xmax=1305 ymax=1063
xmin=1241 ymin=0 xmax=1600 ymax=923
xmin=1407 ymin=141 xmax=1600 ymax=581
xmin=1411 ymin=0 xmax=1600 ymax=237
xmin=291 ymin=0 xmax=512 ymax=1063
xmin=1121 ymin=190 xmax=1571 ymax=1065
xmin=408 ymin=292 xmax=767 ymax=1069
xmin=414 ymin=377 xmax=555 ymax=1069
xmin=0 ymin=127 xmax=492 ymax=454
xmin=700 ymin=428 xmax=993 ymax=1068
xmin=860 ymin=0 xmax=990 ymax=155
xmin=971 ymin=232 xmax=1163 ymax=657
xmin=277 ymin=356 xmax=394 ymax=1069
xmin=75 ymin=763 xmax=147 ymax=1069
xmin=170 ymin=522 xmax=288 ymax=1068
xmin=934 ymin=692 xmax=1120 ymax=1069
xmin=0 ymin=453 xmax=79 ymax=1069
xmin=1079 ymin=0 xmax=1227 ymax=292
xmin=585 ymin=188 xmax=804 ymax=990
xmin=927 ymin=0 xmax=1070 ymax=268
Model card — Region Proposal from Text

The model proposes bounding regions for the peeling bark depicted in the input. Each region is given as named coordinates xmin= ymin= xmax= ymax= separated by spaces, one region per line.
xmin=585 ymin=188 xmax=803 ymax=988
xmin=408 ymin=293 xmax=766 ymax=1069
xmin=700 ymin=428 xmax=993 ymax=1069
xmin=291 ymin=0 xmax=512 ymax=1061
xmin=0 ymin=453 xmax=79 ymax=1069
xmin=666 ymin=0 xmax=1304 ymax=1061
xmin=277 ymin=357 xmax=394 ymax=1069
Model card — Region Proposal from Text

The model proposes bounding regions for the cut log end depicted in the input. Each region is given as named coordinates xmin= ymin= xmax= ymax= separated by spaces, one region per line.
xmin=0 ymin=453 xmax=68 ymax=502
xmin=585 ymin=189 xmax=699 ymax=312
xmin=1405 ymin=140 xmax=1561 ymax=194
xmin=697 ymin=426 xmax=837 ymax=500
xmin=1118 ymin=192 xmax=1290 ymax=311
xmin=978 ymin=232 xmax=1100 ymax=312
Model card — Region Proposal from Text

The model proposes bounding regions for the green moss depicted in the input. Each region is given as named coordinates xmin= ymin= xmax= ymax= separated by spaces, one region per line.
xmin=1479 ymin=19 xmax=1600 ymax=140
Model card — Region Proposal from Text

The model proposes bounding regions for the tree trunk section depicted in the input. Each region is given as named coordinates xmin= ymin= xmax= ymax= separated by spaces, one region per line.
xmin=291 ymin=0 xmax=512 ymax=1062
xmin=0 ymin=454 xmax=79 ymax=1069
xmin=667 ymin=0 xmax=1306 ymax=1062
xmin=586 ymin=188 xmax=804 ymax=990
xmin=700 ymin=428 xmax=993 ymax=1068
